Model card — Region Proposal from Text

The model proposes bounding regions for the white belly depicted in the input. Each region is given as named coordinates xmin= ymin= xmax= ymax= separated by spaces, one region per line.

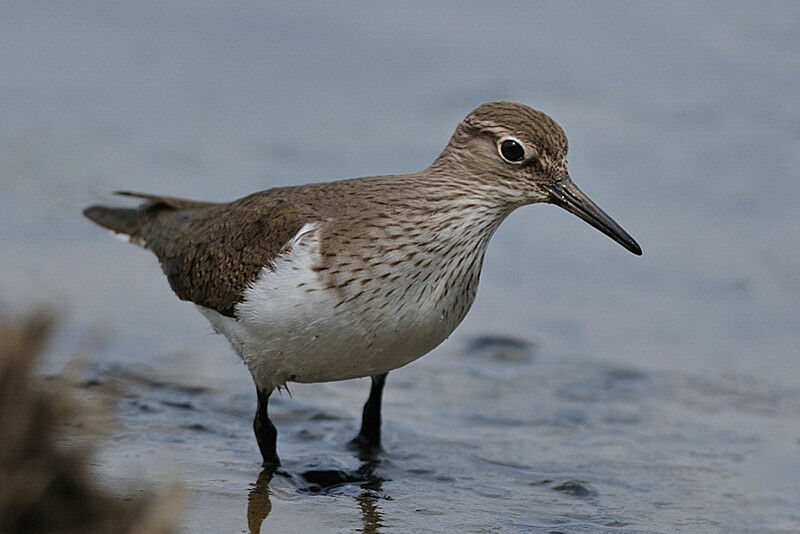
xmin=197 ymin=222 xmax=484 ymax=390
xmin=199 ymin=290 xmax=455 ymax=390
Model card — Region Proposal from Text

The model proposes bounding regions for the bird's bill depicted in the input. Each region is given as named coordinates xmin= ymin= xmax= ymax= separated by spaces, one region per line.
xmin=546 ymin=175 xmax=642 ymax=255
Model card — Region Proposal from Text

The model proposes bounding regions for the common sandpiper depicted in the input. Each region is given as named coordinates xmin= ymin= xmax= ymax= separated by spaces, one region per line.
xmin=84 ymin=101 xmax=642 ymax=466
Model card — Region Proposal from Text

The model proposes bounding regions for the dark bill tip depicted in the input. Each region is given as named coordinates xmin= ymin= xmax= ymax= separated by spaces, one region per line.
xmin=547 ymin=176 xmax=642 ymax=256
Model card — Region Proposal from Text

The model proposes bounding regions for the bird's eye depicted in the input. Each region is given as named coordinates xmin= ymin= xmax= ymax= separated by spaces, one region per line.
xmin=498 ymin=138 xmax=526 ymax=163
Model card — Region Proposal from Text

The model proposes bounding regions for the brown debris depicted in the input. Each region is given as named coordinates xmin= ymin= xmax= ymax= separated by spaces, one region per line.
xmin=0 ymin=310 xmax=181 ymax=534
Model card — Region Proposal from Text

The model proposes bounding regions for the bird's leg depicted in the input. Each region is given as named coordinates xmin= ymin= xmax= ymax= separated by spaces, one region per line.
xmin=351 ymin=373 xmax=388 ymax=450
xmin=254 ymin=386 xmax=280 ymax=467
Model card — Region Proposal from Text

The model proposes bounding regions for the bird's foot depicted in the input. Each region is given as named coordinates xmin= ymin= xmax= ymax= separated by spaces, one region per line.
xmin=260 ymin=456 xmax=281 ymax=469
xmin=348 ymin=433 xmax=382 ymax=459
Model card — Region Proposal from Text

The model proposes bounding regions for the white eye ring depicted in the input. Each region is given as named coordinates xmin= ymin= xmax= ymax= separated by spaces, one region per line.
xmin=497 ymin=137 xmax=528 ymax=164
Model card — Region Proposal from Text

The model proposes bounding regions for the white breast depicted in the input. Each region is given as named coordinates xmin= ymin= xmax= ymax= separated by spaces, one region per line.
xmin=199 ymin=210 xmax=501 ymax=390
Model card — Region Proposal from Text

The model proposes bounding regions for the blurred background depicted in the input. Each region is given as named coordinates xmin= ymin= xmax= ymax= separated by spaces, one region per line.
xmin=1 ymin=2 xmax=798 ymax=532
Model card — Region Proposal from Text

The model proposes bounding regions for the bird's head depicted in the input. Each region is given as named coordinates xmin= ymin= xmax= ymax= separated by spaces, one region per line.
xmin=437 ymin=101 xmax=641 ymax=255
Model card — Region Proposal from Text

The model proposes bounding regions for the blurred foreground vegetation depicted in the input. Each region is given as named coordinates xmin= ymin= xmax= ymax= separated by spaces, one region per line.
xmin=0 ymin=310 xmax=180 ymax=534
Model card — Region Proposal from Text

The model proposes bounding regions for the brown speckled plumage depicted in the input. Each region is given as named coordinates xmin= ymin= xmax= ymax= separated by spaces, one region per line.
xmin=87 ymin=175 xmax=494 ymax=317
xmin=86 ymin=104 xmax=556 ymax=315
xmin=84 ymin=102 xmax=639 ymax=319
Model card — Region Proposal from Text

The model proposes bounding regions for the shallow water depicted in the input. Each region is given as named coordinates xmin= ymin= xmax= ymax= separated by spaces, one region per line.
xmin=78 ymin=338 xmax=800 ymax=533
xmin=2 ymin=2 xmax=799 ymax=532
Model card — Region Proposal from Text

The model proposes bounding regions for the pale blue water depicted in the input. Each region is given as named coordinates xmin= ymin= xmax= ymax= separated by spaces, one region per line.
xmin=1 ymin=3 xmax=799 ymax=532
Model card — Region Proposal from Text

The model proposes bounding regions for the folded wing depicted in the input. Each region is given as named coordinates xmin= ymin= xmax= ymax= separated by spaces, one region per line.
xmin=84 ymin=191 xmax=315 ymax=317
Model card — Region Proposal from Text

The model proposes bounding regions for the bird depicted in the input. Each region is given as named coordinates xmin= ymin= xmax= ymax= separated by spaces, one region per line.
xmin=84 ymin=101 xmax=642 ymax=467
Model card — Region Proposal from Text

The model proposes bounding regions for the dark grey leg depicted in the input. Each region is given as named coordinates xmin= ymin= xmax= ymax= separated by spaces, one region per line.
xmin=351 ymin=373 xmax=388 ymax=449
xmin=254 ymin=387 xmax=280 ymax=467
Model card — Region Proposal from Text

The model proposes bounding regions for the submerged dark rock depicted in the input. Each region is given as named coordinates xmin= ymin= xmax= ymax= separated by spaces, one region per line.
xmin=465 ymin=334 xmax=537 ymax=362
xmin=551 ymin=479 xmax=598 ymax=497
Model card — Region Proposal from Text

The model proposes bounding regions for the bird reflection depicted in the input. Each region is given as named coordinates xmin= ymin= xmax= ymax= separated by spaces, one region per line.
xmin=247 ymin=466 xmax=276 ymax=534
xmin=353 ymin=457 xmax=384 ymax=533
xmin=354 ymin=480 xmax=383 ymax=533
xmin=246 ymin=456 xmax=385 ymax=533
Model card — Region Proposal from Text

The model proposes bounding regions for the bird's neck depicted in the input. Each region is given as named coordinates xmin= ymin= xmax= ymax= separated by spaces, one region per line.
xmin=425 ymin=154 xmax=529 ymax=213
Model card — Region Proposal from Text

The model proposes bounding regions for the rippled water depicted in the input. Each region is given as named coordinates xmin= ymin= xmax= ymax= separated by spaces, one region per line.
xmin=2 ymin=3 xmax=799 ymax=532
xmin=81 ymin=338 xmax=800 ymax=532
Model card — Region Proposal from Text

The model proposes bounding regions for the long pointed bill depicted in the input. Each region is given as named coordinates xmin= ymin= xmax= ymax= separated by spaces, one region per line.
xmin=546 ymin=175 xmax=642 ymax=255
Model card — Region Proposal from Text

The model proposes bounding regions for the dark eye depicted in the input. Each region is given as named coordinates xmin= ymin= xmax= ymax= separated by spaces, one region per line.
xmin=499 ymin=138 xmax=525 ymax=163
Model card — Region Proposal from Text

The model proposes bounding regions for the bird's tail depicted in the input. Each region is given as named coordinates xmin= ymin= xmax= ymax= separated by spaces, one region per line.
xmin=83 ymin=204 xmax=141 ymax=238
xmin=83 ymin=191 xmax=213 ymax=244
